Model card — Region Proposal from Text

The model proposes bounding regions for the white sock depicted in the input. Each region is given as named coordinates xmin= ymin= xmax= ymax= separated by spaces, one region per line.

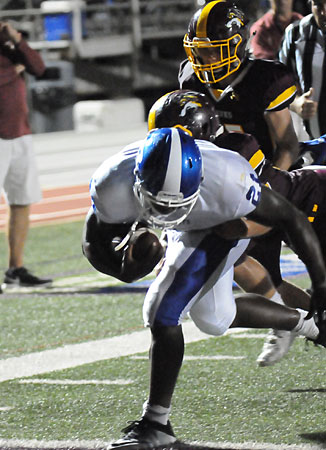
xmin=269 ymin=290 xmax=285 ymax=305
xmin=293 ymin=309 xmax=319 ymax=340
xmin=142 ymin=400 xmax=171 ymax=425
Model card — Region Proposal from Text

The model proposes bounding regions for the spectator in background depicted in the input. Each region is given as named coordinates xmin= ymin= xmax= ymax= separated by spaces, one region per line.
xmin=0 ymin=21 xmax=52 ymax=289
xmin=279 ymin=0 xmax=326 ymax=139
xmin=293 ymin=0 xmax=311 ymax=15
xmin=250 ymin=0 xmax=303 ymax=59
xmin=236 ymin=0 xmax=263 ymax=22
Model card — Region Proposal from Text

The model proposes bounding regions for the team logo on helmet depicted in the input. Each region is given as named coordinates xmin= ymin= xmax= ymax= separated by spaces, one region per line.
xmin=148 ymin=89 xmax=223 ymax=143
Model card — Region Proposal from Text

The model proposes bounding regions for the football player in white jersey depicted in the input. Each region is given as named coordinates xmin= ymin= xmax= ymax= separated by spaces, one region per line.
xmin=82 ymin=127 xmax=326 ymax=448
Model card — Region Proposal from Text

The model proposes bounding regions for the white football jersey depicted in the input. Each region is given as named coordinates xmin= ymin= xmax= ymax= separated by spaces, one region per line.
xmin=90 ymin=138 xmax=261 ymax=231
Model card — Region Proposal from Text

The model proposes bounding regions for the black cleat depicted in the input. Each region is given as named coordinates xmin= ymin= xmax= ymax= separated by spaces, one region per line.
xmin=108 ymin=417 xmax=177 ymax=449
xmin=307 ymin=311 xmax=326 ymax=348
xmin=314 ymin=312 xmax=326 ymax=347
xmin=4 ymin=267 xmax=52 ymax=288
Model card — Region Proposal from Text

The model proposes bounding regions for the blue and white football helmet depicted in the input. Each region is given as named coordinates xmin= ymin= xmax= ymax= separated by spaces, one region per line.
xmin=134 ymin=127 xmax=202 ymax=229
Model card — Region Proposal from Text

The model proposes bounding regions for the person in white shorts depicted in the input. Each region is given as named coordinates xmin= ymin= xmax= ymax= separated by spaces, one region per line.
xmin=0 ymin=21 xmax=52 ymax=288
xmin=83 ymin=127 xmax=326 ymax=448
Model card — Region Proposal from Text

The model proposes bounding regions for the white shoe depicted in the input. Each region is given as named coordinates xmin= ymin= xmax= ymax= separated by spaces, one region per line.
xmin=256 ymin=329 xmax=297 ymax=367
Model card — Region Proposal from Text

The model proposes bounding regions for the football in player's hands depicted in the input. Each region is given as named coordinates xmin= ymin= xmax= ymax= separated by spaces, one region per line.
xmin=129 ymin=228 xmax=163 ymax=261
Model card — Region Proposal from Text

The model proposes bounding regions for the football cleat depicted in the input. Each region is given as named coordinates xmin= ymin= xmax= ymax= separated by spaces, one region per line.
xmin=256 ymin=329 xmax=297 ymax=367
xmin=108 ymin=417 xmax=177 ymax=449
xmin=309 ymin=311 xmax=326 ymax=347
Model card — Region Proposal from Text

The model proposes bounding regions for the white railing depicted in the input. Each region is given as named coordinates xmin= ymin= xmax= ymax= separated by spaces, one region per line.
xmin=0 ymin=0 xmax=198 ymax=57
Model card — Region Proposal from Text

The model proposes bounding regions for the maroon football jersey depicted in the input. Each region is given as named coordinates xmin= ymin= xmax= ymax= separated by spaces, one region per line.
xmin=216 ymin=131 xmax=323 ymax=223
xmin=179 ymin=58 xmax=296 ymax=162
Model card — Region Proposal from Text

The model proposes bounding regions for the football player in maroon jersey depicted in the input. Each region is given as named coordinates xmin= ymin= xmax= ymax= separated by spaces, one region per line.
xmin=179 ymin=0 xmax=299 ymax=171
xmin=148 ymin=88 xmax=326 ymax=366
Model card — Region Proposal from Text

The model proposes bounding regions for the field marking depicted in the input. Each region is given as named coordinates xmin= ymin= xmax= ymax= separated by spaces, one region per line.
xmin=18 ymin=378 xmax=133 ymax=386
xmin=231 ymin=333 xmax=268 ymax=339
xmin=0 ymin=322 xmax=249 ymax=383
xmin=0 ymin=439 xmax=108 ymax=449
xmin=0 ymin=207 xmax=90 ymax=228
xmin=0 ymin=438 xmax=322 ymax=450
xmin=197 ymin=442 xmax=323 ymax=450
xmin=30 ymin=207 xmax=90 ymax=221
xmin=0 ymin=185 xmax=90 ymax=229
xmin=0 ymin=192 xmax=89 ymax=212
xmin=36 ymin=191 xmax=90 ymax=205
xmin=131 ymin=355 xmax=245 ymax=361
xmin=0 ymin=251 xmax=308 ymax=294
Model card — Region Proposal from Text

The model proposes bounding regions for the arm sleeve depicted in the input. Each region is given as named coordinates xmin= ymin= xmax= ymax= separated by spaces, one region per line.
xmin=264 ymin=63 xmax=297 ymax=111
xmin=14 ymin=39 xmax=46 ymax=77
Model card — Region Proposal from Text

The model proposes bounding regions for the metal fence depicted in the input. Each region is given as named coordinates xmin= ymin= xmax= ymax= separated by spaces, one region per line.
xmin=0 ymin=0 xmax=198 ymax=57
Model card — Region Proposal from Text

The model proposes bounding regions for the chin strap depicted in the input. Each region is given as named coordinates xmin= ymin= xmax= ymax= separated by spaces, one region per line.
xmin=114 ymin=220 xmax=140 ymax=252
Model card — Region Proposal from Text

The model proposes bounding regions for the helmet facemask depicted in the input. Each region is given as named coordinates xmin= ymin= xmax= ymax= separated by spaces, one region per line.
xmin=133 ymin=182 xmax=199 ymax=229
xmin=184 ymin=33 xmax=243 ymax=84
xmin=184 ymin=0 xmax=248 ymax=85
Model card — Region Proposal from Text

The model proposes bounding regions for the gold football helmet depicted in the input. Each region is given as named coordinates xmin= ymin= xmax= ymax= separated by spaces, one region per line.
xmin=184 ymin=0 xmax=249 ymax=84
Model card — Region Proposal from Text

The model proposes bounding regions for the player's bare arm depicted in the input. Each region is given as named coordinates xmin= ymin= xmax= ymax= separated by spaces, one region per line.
xmin=264 ymin=108 xmax=299 ymax=170
xmin=247 ymin=185 xmax=326 ymax=318
xmin=82 ymin=208 xmax=164 ymax=283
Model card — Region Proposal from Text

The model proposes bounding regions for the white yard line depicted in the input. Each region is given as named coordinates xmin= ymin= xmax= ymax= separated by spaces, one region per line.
xmin=0 ymin=322 xmax=248 ymax=382
xmin=0 ymin=439 xmax=108 ymax=449
xmin=131 ymin=355 xmax=245 ymax=360
xmin=231 ymin=333 xmax=268 ymax=339
xmin=18 ymin=378 xmax=133 ymax=385
xmin=196 ymin=442 xmax=323 ymax=450
xmin=0 ymin=438 xmax=321 ymax=450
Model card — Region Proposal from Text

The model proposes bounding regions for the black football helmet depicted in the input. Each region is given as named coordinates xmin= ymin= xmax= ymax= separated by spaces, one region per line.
xmin=148 ymin=89 xmax=223 ymax=142
xmin=183 ymin=0 xmax=249 ymax=84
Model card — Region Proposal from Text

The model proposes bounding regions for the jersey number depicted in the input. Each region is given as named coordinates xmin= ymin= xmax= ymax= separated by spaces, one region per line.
xmin=246 ymin=174 xmax=261 ymax=206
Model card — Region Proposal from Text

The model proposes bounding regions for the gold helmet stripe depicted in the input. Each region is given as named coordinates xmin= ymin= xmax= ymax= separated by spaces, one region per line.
xmin=197 ymin=0 xmax=226 ymax=38
xmin=148 ymin=91 xmax=174 ymax=130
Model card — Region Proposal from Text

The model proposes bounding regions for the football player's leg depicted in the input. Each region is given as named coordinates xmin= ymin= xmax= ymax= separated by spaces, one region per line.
xmin=143 ymin=230 xmax=248 ymax=329
xmin=231 ymin=293 xmax=319 ymax=340
xmin=278 ymin=279 xmax=310 ymax=310
xmin=139 ymin=232 xmax=246 ymax=438
xmin=110 ymin=230 xmax=243 ymax=448
xmin=189 ymin=267 xmax=237 ymax=336
xmin=234 ymin=253 xmax=276 ymax=297
xmin=240 ymin=236 xmax=309 ymax=365
xmin=311 ymin=168 xmax=326 ymax=265
xmin=234 ymin=252 xmax=303 ymax=366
